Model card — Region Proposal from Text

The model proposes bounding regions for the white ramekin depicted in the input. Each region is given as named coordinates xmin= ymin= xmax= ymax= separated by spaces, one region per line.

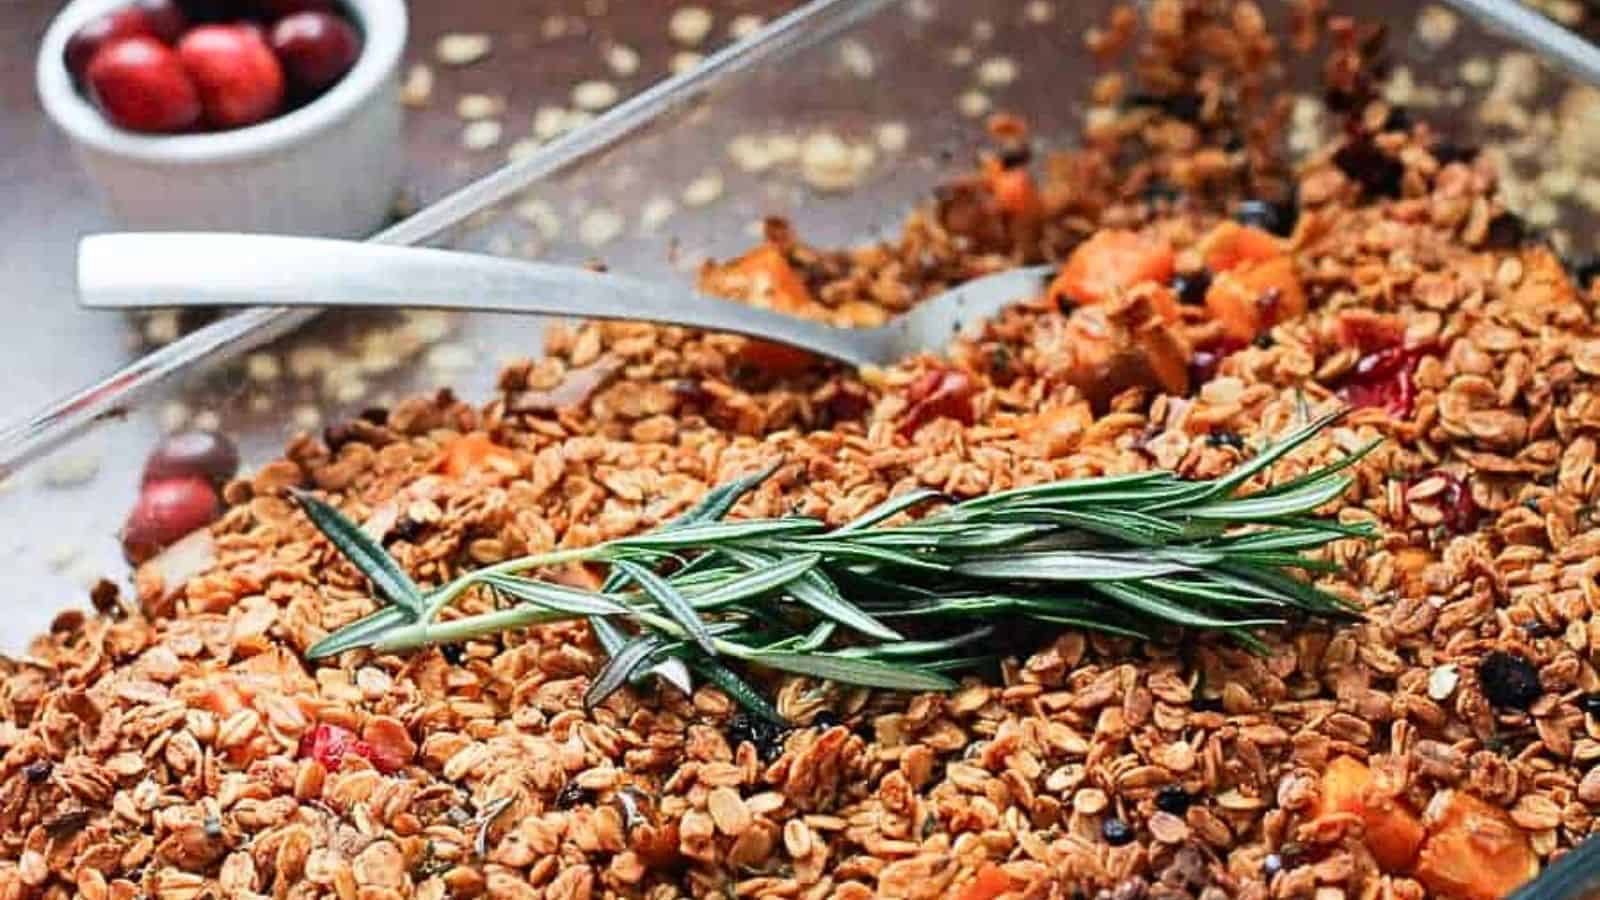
xmin=36 ymin=0 xmax=407 ymax=238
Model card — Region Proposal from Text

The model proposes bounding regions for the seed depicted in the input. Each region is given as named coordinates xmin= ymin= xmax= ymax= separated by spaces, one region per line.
xmin=1479 ymin=651 xmax=1542 ymax=709
xmin=1101 ymin=816 xmax=1134 ymax=845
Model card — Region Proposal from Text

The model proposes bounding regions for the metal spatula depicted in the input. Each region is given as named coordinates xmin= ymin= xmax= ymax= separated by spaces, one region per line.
xmin=78 ymin=232 xmax=1056 ymax=368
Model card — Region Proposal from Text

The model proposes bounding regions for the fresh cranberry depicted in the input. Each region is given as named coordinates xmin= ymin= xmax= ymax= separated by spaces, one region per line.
xmin=1336 ymin=345 xmax=1427 ymax=417
xmin=143 ymin=430 xmax=240 ymax=486
xmin=85 ymin=36 xmax=202 ymax=133
xmin=255 ymin=0 xmax=337 ymax=17
xmin=178 ymin=24 xmax=285 ymax=129
xmin=131 ymin=0 xmax=189 ymax=41
xmin=66 ymin=6 xmax=165 ymax=80
xmin=898 ymin=369 xmax=977 ymax=436
xmin=298 ymin=724 xmax=375 ymax=771
xmin=121 ymin=476 xmax=221 ymax=563
xmin=271 ymin=12 xmax=362 ymax=96
xmin=1407 ymin=470 xmax=1479 ymax=534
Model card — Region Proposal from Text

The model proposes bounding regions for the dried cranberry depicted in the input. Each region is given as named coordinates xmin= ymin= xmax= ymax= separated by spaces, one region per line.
xmin=1407 ymin=470 xmax=1479 ymax=533
xmin=1155 ymin=784 xmax=1193 ymax=815
xmin=23 ymin=760 xmax=52 ymax=784
xmin=178 ymin=24 xmax=285 ymax=129
xmin=1125 ymin=91 xmax=1202 ymax=122
xmin=121 ymin=476 xmax=221 ymax=564
xmin=1482 ymin=212 xmax=1529 ymax=250
xmin=143 ymin=430 xmax=240 ymax=486
xmin=897 ymin=369 xmax=977 ymax=436
xmin=1188 ymin=338 xmax=1243 ymax=385
xmin=85 ymin=36 xmax=202 ymax=133
xmin=1234 ymin=199 xmax=1291 ymax=236
xmin=270 ymin=11 xmax=361 ymax=97
xmin=1336 ymin=345 xmax=1432 ymax=417
xmin=298 ymin=723 xmax=375 ymax=771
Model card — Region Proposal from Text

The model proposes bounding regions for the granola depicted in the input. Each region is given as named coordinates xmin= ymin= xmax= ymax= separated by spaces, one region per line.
xmin=4 ymin=2 xmax=1599 ymax=899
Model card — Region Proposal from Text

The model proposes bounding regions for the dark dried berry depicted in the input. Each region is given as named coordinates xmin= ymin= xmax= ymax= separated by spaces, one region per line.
xmin=726 ymin=712 xmax=790 ymax=760
xmin=811 ymin=710 xmax=842 ymax=730
xmin=1141 ymin=180 xmax=1183 ymax=207
xmin=1155 ymin=784 xmax=1193 ymax=815
xmin=1432 ymin=142 xmax=1478 ymax=165
xmin=1170 ymin=270 xmax=1211 ymax=306
xmin=1571 ymin=258 xmax=1600 ymax=289
xmin=203 ymin=815 xmax=223 ymax=838
xmin=554 ymin=780 xmax=594 ymax=809
xmin=1191 ymin=694 xmax=1224 ymax=712
xmin=1482 ymin=212 xmax=1528 ymax=250
xmin=389 ymin=516 xmax=426 ymax=544
xmin=439 ymin=643 xmax=466 ymax=665
xmin=1125 ymin=91 xmax=1201 ymax=122
xmin=1479 ymin=651 xmax=1541 ymax=709
xmin=1101 ymin=817 xmax=1135 ymax=845
xmin=1382 ymin=105 xmax=1413 ymax=131
xmin=1263 ymin=853 xmax=1284 ymax=877
xmin=1333 ymin=139 xmax=1403 ymax=198
xmin=23 ymin=760 xmax=52 ymax=784
xmin=1206 ymin=431 xmax=1244 ymax=450
xmin=1234 ymin=199 xmax=1290 ymax=236
xmin=1582 ymin=693 xmax=1600 ymax=717
xmin=997 ymin=143 xmax=1031 ymax=169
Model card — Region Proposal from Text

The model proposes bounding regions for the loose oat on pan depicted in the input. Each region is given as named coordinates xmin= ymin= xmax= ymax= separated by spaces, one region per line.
xmin=6 ymin=2 xmax=1600 ymax=899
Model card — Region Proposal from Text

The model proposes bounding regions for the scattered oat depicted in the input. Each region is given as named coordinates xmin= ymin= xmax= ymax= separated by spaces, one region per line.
xmin=435 ymin=33 xmax=491 ymax=67
xmin=290 ymin=403 xmax=322 ymax=431
xmin=668 ymin=6 xmax=714 ymax=47
xmin=639 ymin=195 xmax=676 ymax=233
xmin=728 ymin=13 xmax=763 ymax=39
xmin=400 ymin=63 xmax=434 ymax=107
xmin=839 ymin=40 xmax=875 ymax=78
xmin=455 ymin=94 xmax=505 ymax=120
xmin=949 ymin=45 xmax=974 ymax=67
xmin=461 ymin=120 xmax=503 ymax=151
xmin=514 ymin=197 xmax=562 ymax=241
xmin=1416 ymin=5 xmax=1459 ymax=48
xmin=1459 ymin=56 xmax=1492 ymax=86
xmin=799 ymin=131 xmax=877 ymax=193
xmin=875 ymin=121 xmax=909 ymax=153
xmin=144 ymin=310 xmax=180 ymax=345
xmin=506 ymin=138 xmax=541 ymax=163
xmin=572 ymin=80 xmax=619 ymax=111
xmin=957 ymin=89 xmax=991 ymax=117
xmin=43 ymin=452 xmax=100 ymax=488
xmin=46 ymin=542 xmax=81 ymax=573
xmin=1428 ymin=664 xmax=1460 ymax=700
xmin=159 ymin=401 xmax=190 ymax=433
xmin=605 ymin=43 xmax=640 ymax=77
xmin=1025 ymin=0 xmax=1056 ymax=23
xmin=682 ymin=170 xmax=725 ymax=207
xmin=245 ymin=352 xmax=282 ymax=383
xmin=670 ymin=51 xmax=704 ymax=75
xmin=426 ymin=343 xmax=476 ymax=374
xmin=579 ymin=208 xmax=625 ymax=246
xmin=977 ymin=56 xmax=1018 ymax=87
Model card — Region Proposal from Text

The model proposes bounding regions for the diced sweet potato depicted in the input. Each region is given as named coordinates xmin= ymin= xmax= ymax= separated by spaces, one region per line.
xmin=438 ymin=432 xmax=519 ymax=480
xmin=1334 ymin=309 xmax=1406 ymax=354
xmin=1415 ymin=790 xmax=1540 ymax=900
xmin=958 ymin=864 xmax=1014 ymax=900
xmin=983 ymin=157 xmax=1041 ymax=219
xmin=1199 ymin=221 xmax=1285 ymax=273
xmin=1062 ymin=306 xmax=1191 ymax=408
xmin=1313 ymin=756 xmax=1426 ymax=872
xmin=1026 ymin=401 xmax=1094 ymax=458
xmin=1204 ymin=255 xmax=1307 ymax=343
xmin=706 ymin=243 xmax=822 ymax=316
xmin=1050 ymin=229 xmax=1176 ymax=309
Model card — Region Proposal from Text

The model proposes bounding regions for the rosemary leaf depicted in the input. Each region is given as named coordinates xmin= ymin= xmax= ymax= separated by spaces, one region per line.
xmin=746 ymin=651 xmax=957 ymax=691
xmin=305 ymin=605 xmax=412 ymax=659
xmin=612 ymin=560 xmax=717 ymax=655
xmin=292 ymin=489 xmax=426 ymax=616
xmin=585 ymin=632 xmax=671 ymax=710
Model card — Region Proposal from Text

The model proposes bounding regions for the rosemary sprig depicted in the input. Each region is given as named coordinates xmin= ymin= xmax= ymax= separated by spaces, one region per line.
xmin=299 ymin=409 xmax=1376 ymax=720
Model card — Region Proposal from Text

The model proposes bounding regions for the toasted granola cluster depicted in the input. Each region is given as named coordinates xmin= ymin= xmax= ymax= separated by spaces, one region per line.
xmin=5 ymin=3 xmax=1600 ymax=899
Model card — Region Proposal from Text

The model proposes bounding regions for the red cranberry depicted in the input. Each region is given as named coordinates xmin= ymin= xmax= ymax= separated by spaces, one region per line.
xmin=143 ymin=430 xmax=240 ymax=486
xmin=1336 ymin=346 xmax=1425 ymax=417
xmin=1408 ymin=470 xmax=1479 ymax=534
xmin=178 ymin=24 xmax=285 ymax=129
xmin=897 ymin=369 xmax=977 ymax=436
xmin=1187 ymin=338 xmax=1245 ymax=385
xmin=121 ymin=476 xmax=221 ymax=563
xmin=298 ymin=724 xmax=374 ymax=771
xmin=270 ymin=12 xmax=361 ymax=96
xmin=85 ymin=37 xmax=202 ymax=133
xmin=66 ymin=6 xmax=166 ymax=80
xmin=255 ymin=0 xmax=337 ymax=17
xmin=131 ymin=0 xmax=189 ymax=41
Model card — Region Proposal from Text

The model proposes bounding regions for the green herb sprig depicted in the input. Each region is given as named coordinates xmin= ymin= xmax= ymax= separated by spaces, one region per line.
xmin=298 ymin=409 xmax=1374 ymax=722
